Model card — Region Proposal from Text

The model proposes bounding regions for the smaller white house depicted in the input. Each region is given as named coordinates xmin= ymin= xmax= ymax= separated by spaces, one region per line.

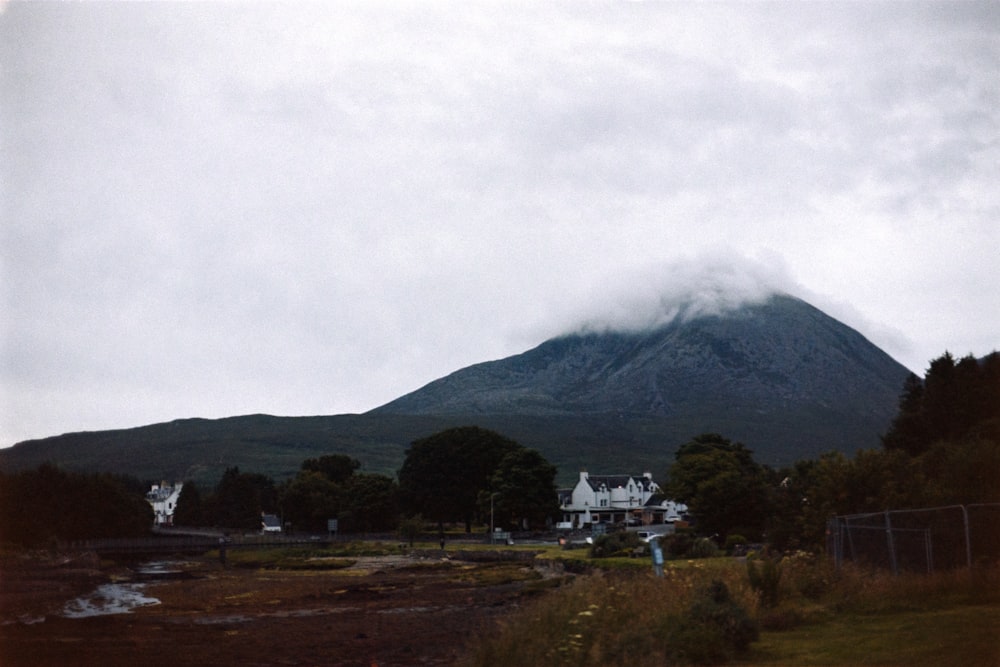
xmin=261 ymin=513 xmax=282 ymax=533
xmin=558 ymin=471 xmax=687 ymax=528
xmin=146 ymin=481 xmax=183 ymax=526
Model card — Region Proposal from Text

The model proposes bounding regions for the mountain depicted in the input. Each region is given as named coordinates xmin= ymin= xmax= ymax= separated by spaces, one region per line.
xmin=372 ymin=294 xmax=911 ymax=470
xmin=375 ymin=294 xmax=905 ymax=420
xmin=0 ymin=294 xmax=912 ymax=485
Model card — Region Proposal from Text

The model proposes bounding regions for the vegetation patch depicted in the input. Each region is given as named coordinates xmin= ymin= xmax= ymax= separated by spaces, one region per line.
xmin=462 ymin=558 xmax=1000 ymax=667
xmin=218 ymin=547 xmax=355 ymax=570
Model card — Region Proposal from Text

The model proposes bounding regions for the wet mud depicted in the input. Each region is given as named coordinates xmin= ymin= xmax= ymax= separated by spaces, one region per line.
xmin=0 ymin=552 xmax=558 ymax=666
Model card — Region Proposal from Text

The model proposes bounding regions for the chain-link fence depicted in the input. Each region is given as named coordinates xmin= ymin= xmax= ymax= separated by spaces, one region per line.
xmin=827 ymin=504 xmax=1000 ymax=574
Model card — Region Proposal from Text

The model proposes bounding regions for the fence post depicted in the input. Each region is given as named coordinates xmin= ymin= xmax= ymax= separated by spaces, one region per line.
xmin=924 ymin=528 xmax=933 ymax=574
xmin=885 ymin=510 xmax=898 ymax=575
xmin=961 ymin=504 xmax=972 ymax=570
xmin=846 ymin=516 xmax=857 ymax=563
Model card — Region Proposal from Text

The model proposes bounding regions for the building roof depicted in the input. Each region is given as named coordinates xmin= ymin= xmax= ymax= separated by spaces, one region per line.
xmin=584 ymin=474 xmax=656 ymax=492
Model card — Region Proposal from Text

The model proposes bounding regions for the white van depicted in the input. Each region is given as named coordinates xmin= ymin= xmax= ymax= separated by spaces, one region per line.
xmin=634 ymin=527 xmax=673 ymax=542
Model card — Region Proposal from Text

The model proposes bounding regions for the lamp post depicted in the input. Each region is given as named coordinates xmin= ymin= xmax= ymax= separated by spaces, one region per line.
xmin=490 ymin=492 xmax=498 ymax=545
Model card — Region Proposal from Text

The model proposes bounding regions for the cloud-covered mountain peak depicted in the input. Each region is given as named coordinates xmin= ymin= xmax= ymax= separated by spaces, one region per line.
xmin=563 ymin=254 xmax=791 ymax=336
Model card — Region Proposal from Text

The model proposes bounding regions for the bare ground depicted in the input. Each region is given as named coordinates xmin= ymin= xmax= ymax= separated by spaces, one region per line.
xmin=0 ymin=551 xmax=564 ymax=667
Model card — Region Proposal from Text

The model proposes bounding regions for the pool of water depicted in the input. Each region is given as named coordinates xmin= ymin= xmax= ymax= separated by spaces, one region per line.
xmin=63 ymin=582 xmax=161 ymax=618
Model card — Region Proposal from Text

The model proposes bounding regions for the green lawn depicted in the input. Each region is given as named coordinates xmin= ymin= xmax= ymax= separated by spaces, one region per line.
xmin=746 ymin=603 xmax=1000 ymax=666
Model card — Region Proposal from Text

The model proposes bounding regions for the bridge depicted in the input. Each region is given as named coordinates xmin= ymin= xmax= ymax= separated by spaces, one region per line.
xmin=65 ymin=533 xmax=331 ymax=557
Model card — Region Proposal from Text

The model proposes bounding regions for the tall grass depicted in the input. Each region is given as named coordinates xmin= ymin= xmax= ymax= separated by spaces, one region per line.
xmin=462 ymin=554 xmax=1000 ymax=667
xmin=462 ymin=562 xmax=758 ymax=666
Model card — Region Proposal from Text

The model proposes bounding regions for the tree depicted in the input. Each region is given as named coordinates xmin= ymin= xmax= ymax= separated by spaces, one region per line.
xmin=340 ymin=473 xmax=399 ymax=533
xmin=301 ymin=455 xmax=360 ymax=485
xmin=920 ymin=436 xmax=1000 ymax=505
xmin=0 ymin=464 xmax=152 ymax=546
xmin=214 ymin=467 xmax=266 ymax=530
xmin=172 ymin=481 xmax=205 ymax=527
xmin=883 ymin=351 xmax=1000 ymax=456
xmin=279 ymin=471 xmax=342 ymax=533
xmin=881 ymin=350 xmax=1000 ymax=504
xmin=882 ymin=373 xmax=927 ymax=455
xmin=666 ymin=434 xmax=770 ymax=541
xmin=486 ymin=448 xmax=559 ymax=530
xmin=398 ymin=426 xmax=521 ymax=531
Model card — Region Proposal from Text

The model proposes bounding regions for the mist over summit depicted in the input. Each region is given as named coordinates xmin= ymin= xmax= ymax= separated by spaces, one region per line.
xmin=537 ymin=253 xmax=792 ymax=338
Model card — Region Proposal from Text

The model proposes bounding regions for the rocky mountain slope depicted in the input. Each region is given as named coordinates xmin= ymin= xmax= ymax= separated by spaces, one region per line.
xmin=375 ymin=294 xmax=908 ymax=427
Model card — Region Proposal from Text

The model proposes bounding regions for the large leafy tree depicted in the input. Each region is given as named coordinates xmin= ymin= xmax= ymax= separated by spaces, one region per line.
xmin=173 ymin=481 xmax=206 ymax=527
xmin=486 ymin=448 xmax=559 ymax=531
xmin=0 ymin=464 xmax=152 ymax=546
xmin=340 ymin=473 xmax=399 ymax=533
xmin=279 ymin=470 xmax=342 ymax=533
xmin=278 ymin=458 xmax=399 ymax=534
xmin=666 ymin=433 xmax=770 ymax=541
xmin=215 ymin=467 xmax=269 ymax=531
xmin=397 ymin=426 xmax=521 ymax=531
xmin=301 ymin=454 xmax=360 ymax=484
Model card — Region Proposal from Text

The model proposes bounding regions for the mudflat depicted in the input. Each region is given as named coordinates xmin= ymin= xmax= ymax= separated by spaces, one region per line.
xmin=0 ymin=551 xmax=557 ymax=667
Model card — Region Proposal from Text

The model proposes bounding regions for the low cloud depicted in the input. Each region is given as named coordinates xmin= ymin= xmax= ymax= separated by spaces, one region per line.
xmin=536 ymin=250 xmax=797 ymax=336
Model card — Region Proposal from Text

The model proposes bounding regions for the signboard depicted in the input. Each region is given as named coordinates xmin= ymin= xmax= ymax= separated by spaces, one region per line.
xmin=327 ymin=519 xmax=338 ymax=533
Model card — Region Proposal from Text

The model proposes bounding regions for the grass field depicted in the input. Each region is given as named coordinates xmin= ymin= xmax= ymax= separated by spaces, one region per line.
xmin=459 ymin=550 xmax=1000 ymax=667
xmin=748 ymin=603 xmax=1000 ymax=666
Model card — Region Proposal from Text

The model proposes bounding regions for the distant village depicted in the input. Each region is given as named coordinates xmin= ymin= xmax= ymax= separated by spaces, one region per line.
xmin=146 ymin=469 xmax=688 ymax=534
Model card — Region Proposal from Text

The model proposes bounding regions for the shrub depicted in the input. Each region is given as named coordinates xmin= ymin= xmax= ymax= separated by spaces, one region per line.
xmin=746 ymin=553 xmax=783 ymax=608
xmin=668 ymin=580 xmax=759 ymax=664
xmin=590 ymin=530 xmax=643 ymax=558
xmin=398 ymin=514 xmax=424 ymax=546
xmin=725 ymin=534 xmax=747 ymax=554
xmin=688 ymin=537 xmax=720 ymax=559
xmin=783 ymin=550 xmax=832 ymax=600
xmin=664 ymin=532 xmax=693 ymax=559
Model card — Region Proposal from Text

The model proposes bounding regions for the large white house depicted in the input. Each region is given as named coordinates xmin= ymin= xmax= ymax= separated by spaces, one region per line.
xmin=146 ymin=482 xmax=183 ymax=526
xmin=558 ymin=471 xmax=687 ymax=528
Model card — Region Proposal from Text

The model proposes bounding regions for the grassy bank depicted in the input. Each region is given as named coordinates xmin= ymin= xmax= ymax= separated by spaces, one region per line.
xmin=749 ymin=603 xmax=1000 ymax=666
xmin=460 ymin=554 xmax=1000 ymax=667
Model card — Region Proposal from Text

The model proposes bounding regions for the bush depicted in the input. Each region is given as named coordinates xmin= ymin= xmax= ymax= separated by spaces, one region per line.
xmin=668 ymin=580 xmax=759 ymax=664
xmin=725 ymin=534 xmax=747 ymax=554
xmin=590 ymin=530 xmax=643 ymax=558
xmin=398 ymin=514 xmax=424 ymax=546
xmin=746 ymin=553 xmax=783 ymax=608
xmin=664 ymin=532 xmax=693 ymax=559
xmin=688 ymin=537 xmax=720 ymax=559
xmin=783 ymin=550 xmax=832 ymax=600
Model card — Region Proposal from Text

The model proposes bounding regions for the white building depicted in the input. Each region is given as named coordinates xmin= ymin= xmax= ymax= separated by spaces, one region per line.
xmin=558 ymin=471 xmax=686 ymax=528
xmin=146 ymin=481 xmax=183 ymax=526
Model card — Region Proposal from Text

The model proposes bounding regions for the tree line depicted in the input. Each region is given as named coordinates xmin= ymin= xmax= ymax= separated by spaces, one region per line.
xmin=172 ymin=426 xmax=559 ymax=535
xmin=0 ymin=464 xmax=153 ymax=547
xmin=0 ymin=426 xmax=559 ymax=547
xmin=666 ymin=351 xmax=1000 ymax=551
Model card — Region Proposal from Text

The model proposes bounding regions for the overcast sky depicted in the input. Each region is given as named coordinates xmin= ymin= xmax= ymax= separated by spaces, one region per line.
xmin=2 ymin=2 xmax=998 ymax=446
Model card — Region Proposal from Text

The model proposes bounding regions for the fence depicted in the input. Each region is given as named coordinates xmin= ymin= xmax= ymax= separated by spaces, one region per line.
xmin=827 ymin=504 xmax=1000 ymax=574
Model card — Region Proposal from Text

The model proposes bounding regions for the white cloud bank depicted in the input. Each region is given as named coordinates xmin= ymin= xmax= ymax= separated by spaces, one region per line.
xmin=1 ymin=2 xmax=997 ymax=445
